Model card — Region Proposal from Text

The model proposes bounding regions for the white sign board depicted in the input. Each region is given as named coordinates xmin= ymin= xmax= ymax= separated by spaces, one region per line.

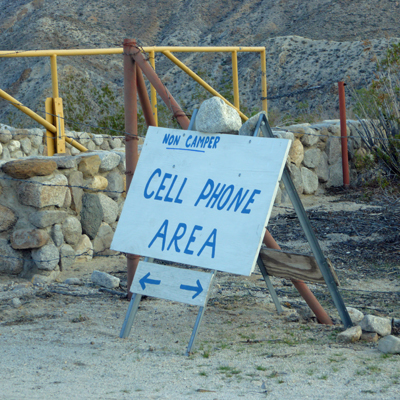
xmin=131 ymin=261 xmax=214 ymax=307
xmin=111 ymin=127 xmax=290 ymax=276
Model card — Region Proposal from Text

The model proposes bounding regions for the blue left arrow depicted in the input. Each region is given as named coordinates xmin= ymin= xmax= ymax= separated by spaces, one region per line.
xmin=139 ymin=272 xmax=161 ymax=290
xmin=180 ymin=279 xmax=203 ymax=299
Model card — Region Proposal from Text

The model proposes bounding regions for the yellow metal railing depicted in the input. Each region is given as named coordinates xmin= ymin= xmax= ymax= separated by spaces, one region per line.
xmin=0 ymin=46 xmax=267 ymax=153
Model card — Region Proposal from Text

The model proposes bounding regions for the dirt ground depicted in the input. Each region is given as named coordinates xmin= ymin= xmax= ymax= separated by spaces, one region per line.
xmin=0 ymin=189 xmax=399 ymax=400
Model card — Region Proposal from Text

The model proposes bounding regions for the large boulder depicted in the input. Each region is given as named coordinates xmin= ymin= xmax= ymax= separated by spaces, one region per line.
xmin=81 ymin=193 xmax=103 ymax=239
xmin=2 ymin=159 xmax=57 ymax=179
xmin=18 ymin=174 xmax=68 ymax=208
xmin=10 ymin=229 xmax=49 ymax=249
xmin=195 ymin=97 xmax=242 ymax=133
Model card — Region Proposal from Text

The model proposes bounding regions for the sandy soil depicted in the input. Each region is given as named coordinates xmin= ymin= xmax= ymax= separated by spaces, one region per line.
xmin=1 ymin=193 xmax=399 ymax=400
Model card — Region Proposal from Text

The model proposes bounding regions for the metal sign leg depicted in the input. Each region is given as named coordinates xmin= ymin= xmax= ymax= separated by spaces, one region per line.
xmin=185 ymin=270 xmax=217 ymax=356
xmin=257 ymin=114 xmax=353 ymax=328
xmin=120 ymin=293 xmax=142 ymax=338
xmin=257 ymin=255 xmax=283 ymax=314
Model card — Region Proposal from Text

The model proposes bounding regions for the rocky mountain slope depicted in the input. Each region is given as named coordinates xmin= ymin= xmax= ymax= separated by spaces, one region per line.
xmin=0 ymin=0 xmax=400 ymax=127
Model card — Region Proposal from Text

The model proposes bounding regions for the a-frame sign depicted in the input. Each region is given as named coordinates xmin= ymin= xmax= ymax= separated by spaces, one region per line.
xmin=112 ymin=114 xmax=352 ymax=355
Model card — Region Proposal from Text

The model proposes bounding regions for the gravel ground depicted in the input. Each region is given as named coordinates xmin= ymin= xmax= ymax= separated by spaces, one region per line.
xmin=1 ymin=191 xmax=399 ymax=400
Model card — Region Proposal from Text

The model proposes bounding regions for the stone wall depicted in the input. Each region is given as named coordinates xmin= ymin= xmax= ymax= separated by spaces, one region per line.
xmin=0 ymin=150 xmax=127 ymax=282
xmin=268 ymin=119 xmax=365 ymax=203
xmin=0 ymin=124 xmax=127 ymax=160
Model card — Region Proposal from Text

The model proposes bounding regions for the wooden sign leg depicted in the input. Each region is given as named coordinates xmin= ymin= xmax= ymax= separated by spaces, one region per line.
xmin=257 ymin=256 xmax=283 ymax=314
xmin=120 ymin=293 xmax=142 ymax=338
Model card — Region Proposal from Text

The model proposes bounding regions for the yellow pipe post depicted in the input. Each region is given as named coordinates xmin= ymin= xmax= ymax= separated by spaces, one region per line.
xmin=231 ymin=51 xmax=240 ymax=110
xmin=45 ymin=98 xmax=56 ymax=156
xmin=149 ymin=50 xmax=158 ymax=126
xmin=50 ymin=55 xmax=59 ymax=98
xmin=162 ymin=51 xmax=248 ymax=121
xmin=260 ymin=49 xmax=268 ymax=115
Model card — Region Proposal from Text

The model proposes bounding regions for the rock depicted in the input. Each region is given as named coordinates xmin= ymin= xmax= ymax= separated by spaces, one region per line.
xmin=68 ymin=171 xmax=83 ymax=214
xmin=18 ymin=174 xmax=68 ymax=208
xmin=92 ymin=134 xmax=104 ymax=146
xmin=0 ymin=239 xmax=23 ymax=274
xmin=91 ymin=270 xmax=120 ymax=289
xmin=74 ymin=234 xmax=93 ymax=262
xmin=60 ymin=244 xmax=76 ymax=269
xmin=2 ymin=147 xmax=11 ymax=160
xmin=326 ymin=161 xmax=344 ymax=188
xmin=378 ymin=335 xmax=400 ymax=354
xmin=12 ymin=129 xmax=29 ymax=140
xmin=303 ymin=148 xmax=321 ymax=169
xmin=29 ymin=210 xmax=68 ymax=228
xmin=62 ymin=216 xmax=82 ymax=246
xmin=316 ymin=152 xmax=329 ymax=183
xmin=106 ymin=171 xmax=124 ymax=200
xmin=78 ymin=155 xmax=101 ymax=178
xmin=359 ymin=315 xmax=392 ymax=337
xmin=31 ymin=243 xmax=59 ymax=271
xmin=11 ymin=298 xmax=22 ymax=308
xmin=109 ymin=138 xmax=122 ymax=149
xmin=8 ymin=140 xmax=20 ymax=153
xmin=52 ymin=155 xmax=78 ymax=169
xmin=98 ymin=193 xmax=118 ymax=224
xmin=360 ymin=332 xmax=379 ymax=343
xmin=2 ymin=159 xmax=57 ymax=179
xmin=20 ymin=138 xmax=32 ymax=154
xmin=288 ymin=163 xmax=303 ymax=194
xmin=98 ymin=152 xmax=121 ymax=171
xmin=288 ymin=139 xmax=304 ymax=167
xmin=81 ymin=193 xmax=103 ymax=239
xmin=31 ymin=268 xmax=60 ymax=284
xmin=93 ymin=222 xmax=114 ymax=254
xmin=301 ymin=167 xmax=318 ymax=194
xmin=64 ymin=278 xmax=83 ymax=286
xmin=10 ymin=229 xmax=49 ymax=249
xmin=0 ymin=204 xmax=17 ymax=232
xmin=30 ymin=128 xmax=44 ymax=148
xmin=0 ymin=129 xmax=12 ymax=143
xmin=84 ymin=175 xmax=108 ymax=193
xmin=346 ymin=307 xmax=364 ymax=324
xmin=337 ymin=325 xmax=362 ymax=343
xmin=63 ymin=188 xmax=72 ymax=208
xmin=300 ymin=128 xmax=320 ymax=147
xmin=195 ymin=97 xmax=242 ymax=133
xmin=52 ymin=224 xmax=64 ymax=247
xmin=326 ymin=137 xmax=342 ymax=165
xmin=238 ymin=111 xmax=267 ymax=136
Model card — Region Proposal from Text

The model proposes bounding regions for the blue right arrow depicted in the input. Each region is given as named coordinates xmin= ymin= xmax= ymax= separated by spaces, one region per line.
xmin=139 ymin=272 xmax=161 ymax=290
xmin=180 ymin=279 xmax=203 ymax=299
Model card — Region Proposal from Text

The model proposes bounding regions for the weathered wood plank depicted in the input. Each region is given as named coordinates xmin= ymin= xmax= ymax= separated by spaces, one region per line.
xmin=259 ymin=248 xmax=340 ymax=286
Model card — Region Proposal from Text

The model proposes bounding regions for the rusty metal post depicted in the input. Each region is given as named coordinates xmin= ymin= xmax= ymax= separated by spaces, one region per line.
xmin=136 ymin=66 xmax=156 ymax=127
xmin=338 ymin=82 xmax=350 ymax=188
xmin=263 ymin=230 xmax=333 ymax=325
xmin=124 ymin=39 xmax=141 ymax=295
xmin=129 ymin=48 xmax=190 ymax=129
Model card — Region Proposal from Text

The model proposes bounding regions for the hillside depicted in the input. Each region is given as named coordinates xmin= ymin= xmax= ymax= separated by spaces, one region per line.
xmin=0 ymin=0 xmax=400 ymax=127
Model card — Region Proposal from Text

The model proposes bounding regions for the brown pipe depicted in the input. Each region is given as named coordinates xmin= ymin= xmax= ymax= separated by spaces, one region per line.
xmin=124 ymin=39 xmax=140 ymax=296
xmin=128 ymin=46 xmax=190 ymax=129
xmin=136 ymin=66 xmax=156 ymax=127
xmin=338 ymin=82 xmax=350 ymax=188
xmin=263 ymin=230 xmax=333 ymax=325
